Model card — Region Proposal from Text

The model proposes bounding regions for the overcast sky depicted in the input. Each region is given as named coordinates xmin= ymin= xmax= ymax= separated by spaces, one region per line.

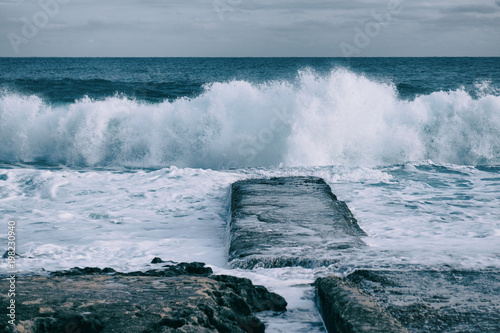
xmin=1 ymin=0 xmax=499 ymax=57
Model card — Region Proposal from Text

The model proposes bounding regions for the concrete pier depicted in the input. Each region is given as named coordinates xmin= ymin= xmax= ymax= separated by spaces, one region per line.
xmin=228 ymin=177 xmax=366 ymax=269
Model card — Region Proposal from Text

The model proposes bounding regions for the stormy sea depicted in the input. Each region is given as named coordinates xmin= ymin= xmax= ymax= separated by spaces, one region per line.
xmin=1 ymin=57 xmax=499 ymax=331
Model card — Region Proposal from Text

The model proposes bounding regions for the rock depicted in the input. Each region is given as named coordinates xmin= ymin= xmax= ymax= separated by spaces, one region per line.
xmin=345 ymin=269 xmax=500 ymax=333
xmin=229 ymin=177 xmax=366 ymax=269
xmin=151 ymin=257 xmax=164 ymax=264
xmin=51 ymin=262 xmax=213 ymax=278
xmin=2 ymin=250 xmax=19 ymax=259
xmin=212 ymin=275 xmax=288 ymax=312
xmin=0 ymin=263 xmax=286 ymax=333
xmin=315 ymin=275 xmax=408 ymax=333
xmin=51 ymin=266 xmax=117 ymax=276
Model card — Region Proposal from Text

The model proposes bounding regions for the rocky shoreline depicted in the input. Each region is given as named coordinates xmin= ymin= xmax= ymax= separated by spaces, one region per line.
xmin=0 ymin=261 xmax=287 ymax=333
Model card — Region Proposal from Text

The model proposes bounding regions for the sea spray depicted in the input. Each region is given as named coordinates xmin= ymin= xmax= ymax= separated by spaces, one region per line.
xmin=0 ymin=69 xmax=499 ymax=169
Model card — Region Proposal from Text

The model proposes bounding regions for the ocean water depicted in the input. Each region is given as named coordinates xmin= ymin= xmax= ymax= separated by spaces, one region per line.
xmin=1 ymin=58 xmax=500 ymax=332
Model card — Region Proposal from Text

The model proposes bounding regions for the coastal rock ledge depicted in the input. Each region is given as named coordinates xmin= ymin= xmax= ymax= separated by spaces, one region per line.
xmin=0 ymin=262 xmax=287 ymax=333
xmin=316 ymin=269 xmax=500 ymax=333
xmin=316 ymin=275 xmax=408 ymax=333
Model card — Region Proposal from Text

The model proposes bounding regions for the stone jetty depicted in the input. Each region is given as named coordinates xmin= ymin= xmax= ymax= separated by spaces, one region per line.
xmin=229 ymin=177 xmax=366 ymax=269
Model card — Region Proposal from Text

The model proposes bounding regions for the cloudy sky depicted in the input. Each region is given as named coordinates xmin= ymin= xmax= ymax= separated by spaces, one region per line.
xmin=1 ymin=0 xmax=499 ymax=57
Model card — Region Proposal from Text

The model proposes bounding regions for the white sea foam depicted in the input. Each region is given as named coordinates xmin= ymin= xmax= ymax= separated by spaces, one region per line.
xmin=1 ymin=69 xmax=499 ymax=168
xmin=0 ymin=164 xmax=498 ymax=273
xmin=0 ymin=163 xmax=499 ymax=332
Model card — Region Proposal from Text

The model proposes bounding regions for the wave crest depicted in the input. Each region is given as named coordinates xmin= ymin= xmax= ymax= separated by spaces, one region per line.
xmin=1 ymin=69 xmax=499 ymax=168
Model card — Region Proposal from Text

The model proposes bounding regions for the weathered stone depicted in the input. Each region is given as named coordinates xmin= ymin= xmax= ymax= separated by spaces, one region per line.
xmin=229 ymin=177 xmax=366 ymax=269
xmin=2 ymin=250 xmax=19 ymax=259
xmin=151 ymin=257 xmax=164 ymax=264
xmin=51 ymin=266 xmax=117 ymax=276
xmin=212 ymin=275 xmax=288 ymax=312
xmin=346 ymin=269 xmax=500 ymax=333
xmin=51 ymin=262 xmax=213 ymax=278
xmin=0 ymin=263 xmax=287 ymax=333
xmin=315 ymin=275 xmax=408 ymax=333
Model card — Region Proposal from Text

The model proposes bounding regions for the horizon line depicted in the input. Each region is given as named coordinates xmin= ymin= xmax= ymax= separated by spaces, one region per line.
xmin=1 ymin=56 xmax=499 ymax=59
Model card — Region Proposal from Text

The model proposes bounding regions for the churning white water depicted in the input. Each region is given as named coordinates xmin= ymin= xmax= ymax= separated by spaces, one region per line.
xmin=1 ymin=69 xmax=499 ymax=168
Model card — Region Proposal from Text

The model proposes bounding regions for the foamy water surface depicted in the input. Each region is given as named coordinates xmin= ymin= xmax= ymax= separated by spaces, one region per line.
xmin=1 ymin=163 xmax=499 ymax=331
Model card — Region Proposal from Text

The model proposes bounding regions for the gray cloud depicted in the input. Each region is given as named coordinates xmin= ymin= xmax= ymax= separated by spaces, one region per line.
xmin=0 ymin=0 xmax=499 ymax=57
xmin=442 ymin=5 xmax=499 ymax=14
xmin=422 ymin=13 xmax=500 ymax=31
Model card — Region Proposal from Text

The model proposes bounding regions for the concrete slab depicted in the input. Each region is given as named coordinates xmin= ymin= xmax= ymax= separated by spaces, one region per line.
xmin=228 ymin=177 xmax=366 ymax=269
xmin=346 ymin=269 xmax=500 ymax=333
xmin=316 ymin=275 xmax=408 ymax=333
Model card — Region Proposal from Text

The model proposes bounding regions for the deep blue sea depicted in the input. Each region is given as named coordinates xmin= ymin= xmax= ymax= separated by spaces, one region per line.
xmin=2 ymin=57 xmax=499 ymax=103
xmin=1 ymin=58 xmax=499 ymax=332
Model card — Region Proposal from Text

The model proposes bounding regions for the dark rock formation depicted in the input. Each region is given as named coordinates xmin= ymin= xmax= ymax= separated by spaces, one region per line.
xmin=51 ymin=261 xmax=214 ymax=278
xmin=315 ymin=275 xmax=408 ymax=333
xmin=151 ymin=257 xmax=164 ymax=264
xmin=346 ymin=269 xmax=500 ymax=333
xmin=229 ymin=177 xmax=366 ymax=269
xmin=0 ymin=262 xmax=287 ymax=333
xmin=212 ymin=275 xmax=287 ymax=313
xmin=2 ymin=251 xmax=19 ymax=259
